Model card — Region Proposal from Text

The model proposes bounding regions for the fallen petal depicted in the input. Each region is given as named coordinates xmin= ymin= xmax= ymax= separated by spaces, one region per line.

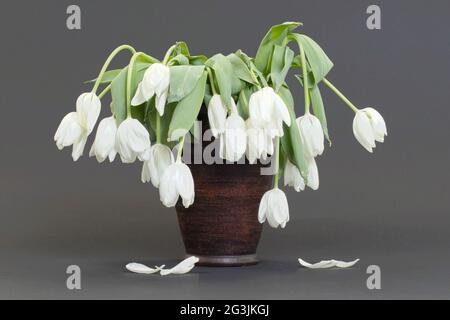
xmin=160 ymin=256 xmax=199 ymax=276
xmin=126 ymin=262 xmax=165 ymax=274
xmin=298 ymin=258 xmax=359 ymax=269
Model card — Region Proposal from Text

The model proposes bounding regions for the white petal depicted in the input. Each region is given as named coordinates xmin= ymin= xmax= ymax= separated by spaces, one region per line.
xmin=298 ymin=258 xmax=359 ymax=269
xmin=160 ymin=256 xmax=199 ymax=276
xmin=258 ymin=191 xmax=269 ymax=224
xmin=365 ymin=107 xmax=387 ymax=143
xmin=353 ymin=111 xmax=375 ymax=153
xmin=149 ymin=144 xmax=175 ymax=188
xmin=175 ymin=163 xmax=195 ymax=208
xmin=159 ymin=163 xmax=181 ymax=207
xmin=155 ymin=90 xmax=168 ymax=116
xmin=71 ymin=134 xmax=87 ymax=161
xmin=208 ymin=95 xmax=227 ymax=138
xmin=141 ymin=161 xmax=151 ymax=183
xmin=131 ymin=82 xmax=148 ymax=106
xmin=126 ymin=263 xmax=165 ymax=274
xmin=76 ymin=92 xmax=101 ymax=134
xmin=306 ymin=157 xmax=319 ymax=190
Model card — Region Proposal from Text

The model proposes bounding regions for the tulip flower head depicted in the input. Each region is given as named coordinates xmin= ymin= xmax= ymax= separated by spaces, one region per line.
xmin=115 ymin=118 xmax=151 ymax=163
xmin=131 ymin=63 xmax=170 ymax=116
xmin=207 ymin=94 xmax=228 ymax=138
xmin=159 ymin=161 xmax=195 ymax=208
xmin=141 ymin=143 xmax=174 ymax=188
xmin=297 ymin=114 xmax=324 ymax=158
xmin=258 ymin=188 xmax=290 ymax=228
xmin=353 ymin=107 xmax=387 ymax=152
xmin=89 ymin=116 xmax=117 ymax=163
xmin=54 ymin=92 xmax=101 ymax=161
xmin=248 ymin=87 xmax=291 ymax=138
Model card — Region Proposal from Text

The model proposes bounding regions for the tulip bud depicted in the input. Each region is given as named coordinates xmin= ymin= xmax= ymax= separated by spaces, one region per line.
xmin=159 ymin=162 xmax=195 ymax=208
xmin=353 ymin=107 xmax=387 ymax=152
xmin=297 ymin=114 xmax=324 ymax=158
xmin=115 ymin=118 xmax=151 ymax=163
xmin=258 ymin=188 xmax=290 ymax=228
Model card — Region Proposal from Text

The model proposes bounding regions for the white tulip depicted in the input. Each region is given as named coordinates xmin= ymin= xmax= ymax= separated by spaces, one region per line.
xmin=159 ymin=161 xmax=195 ymax=208
xmin=54 ymin=92 xmax=101 ymax=161
xmin=207 ymin=95 xmax=228 ymax=138
xmin=353 ymin=107 xmax=387 ymax=152
xmin=248 ymin=87 xmax=291 ymax=138
xmin=297 ymin=114 xmax=324 ymax=157
xmin=258 ymin=188 xmax=290 ymax=228
xmin=89 ymin=116 xmax=117 ymax=163
xmin=141 ymin=144 xmax=174 ymax=188
xmin=306 ymin=156 xmax=319 ymax=190
xmin=131 ymin=63 xmax=170 ymax=116
xmin=284 ymin=159 xmax=305 ymax=192
xmin=221 ymin=112 xmax=247 ymax=162
xmin=115 ymin=118 xmax=151 ymax=163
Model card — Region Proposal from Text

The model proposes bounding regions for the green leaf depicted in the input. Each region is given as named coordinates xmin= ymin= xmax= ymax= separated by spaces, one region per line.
xmin=111 ymin=68 xmax=128 ymax=125
xmin=237 ymin=86 xmax=253 ymax=119
xmin=270 ymin=45 xmax=294 ymax=91
xmin=205 ymin=54 xmax=234 ymax=108
xmin=290 ymin=33 xmax=333 ymax=84
xmin=168 ymin=72 xmax=207 ymax=142
xmin=254 ymin=22 xmax=301 ymax=74
xmin=84 ymin=69 xmax=122 ymax=84
xmin=148 ymin=101 xmax=177 ymax=147
xmin=168 ymin=65 xmax=205 ymax=103
xmin=227 ymin=53 xmax=259 ymax=85
xmin=278 ymin=85 xmax=309 ymax=179
xmin=173 ymin=41 xmax=190 ymax=56
xmin=189 ymin=55 xmax=208 ymax=65
xmin=309 ymin=84 xmax=330 ymax=144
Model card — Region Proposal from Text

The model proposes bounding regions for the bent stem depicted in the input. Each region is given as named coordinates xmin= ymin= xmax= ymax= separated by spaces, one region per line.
xmin=299 ymin=43 xmax=310 ymax=114
xmin=273 ymin=137 xmax=280 ymax=189
xmin=322 ymin=78 xmax=359 ymax=113
xmin=162 ymin=44 xmax=178 ymax=65
xmin=98 ymin=84 xmax=111 ymax=99
xmin=92 ymin=44 xmax=136 ymax=93
xmin=126 ymin=52 xmax=144 ymax=118
xmin=176 ymin=135 xmax=186 ymax=162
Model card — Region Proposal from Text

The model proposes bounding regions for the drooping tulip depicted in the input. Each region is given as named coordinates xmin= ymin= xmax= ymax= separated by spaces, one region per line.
xmin=284 ymin=159 xmax=305 ymax=192
xmin=248 ymin=87 xmax=291 ymax=138
xmin=54 ymin=92 xmax=101 ymax=161
xmin=353 ymin=107 xmax=387 ymax=152
xmin=131 ymin=63 xmax=170 ymax=115
xmin=159 ymin=161 xmax=195 ymax=208
xmin=207 ymin=95 xmax=228 ymax=138
xmin=115 ymin=118 xmax=151 ymax=163
xmin=141 ymin=144 xmax=174 ymax=187
xmin=89 ymin=116 xmax=117 ymax=163
xmin=297 ymin=114 xmax=324 ymax=158
xmin=258 ymin=188 xmax=290 ymax=228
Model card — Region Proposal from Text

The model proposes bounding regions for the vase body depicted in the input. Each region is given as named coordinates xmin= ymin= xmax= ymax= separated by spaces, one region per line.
xmin=175 ymin=110 xmax=272 ymax=266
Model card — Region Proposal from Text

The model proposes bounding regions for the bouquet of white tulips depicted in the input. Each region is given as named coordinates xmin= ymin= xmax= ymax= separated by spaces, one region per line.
xmin=55 ymin=22 xmax=387 ymax=229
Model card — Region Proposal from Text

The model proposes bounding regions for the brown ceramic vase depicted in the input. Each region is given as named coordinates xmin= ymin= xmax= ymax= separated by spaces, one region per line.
xmin=175 ymin=109 xmax=272 ymax=267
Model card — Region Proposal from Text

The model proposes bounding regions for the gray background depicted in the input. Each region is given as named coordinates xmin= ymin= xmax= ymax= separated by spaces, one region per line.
xmin=0 ymin=0 xmax=449 ymax=299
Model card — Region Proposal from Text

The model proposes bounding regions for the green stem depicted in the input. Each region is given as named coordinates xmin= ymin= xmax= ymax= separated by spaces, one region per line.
xmin=176 ymin=136 xmax=186 ymax=162
xmin=92 ymin=44 xmax=136 ymax=93
xmin=207 ymin=67 xmax=218 ymax=95
xmin=322 ymin=78 xmax=359 ymax=113
xmin=98 ymin=84 xmax=111 ymax=99
xmin=299 ymin=43 xmax=310 ymax=114
xmin=126 ymin=52 xmax=144 ymax=118
xmin=156 ymin=113 xmax=161 ymax=144
xmin=162 ymin=44 xmax=178 ymax=65
xmin=273 ymin=137 xmax=280 ymax=189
